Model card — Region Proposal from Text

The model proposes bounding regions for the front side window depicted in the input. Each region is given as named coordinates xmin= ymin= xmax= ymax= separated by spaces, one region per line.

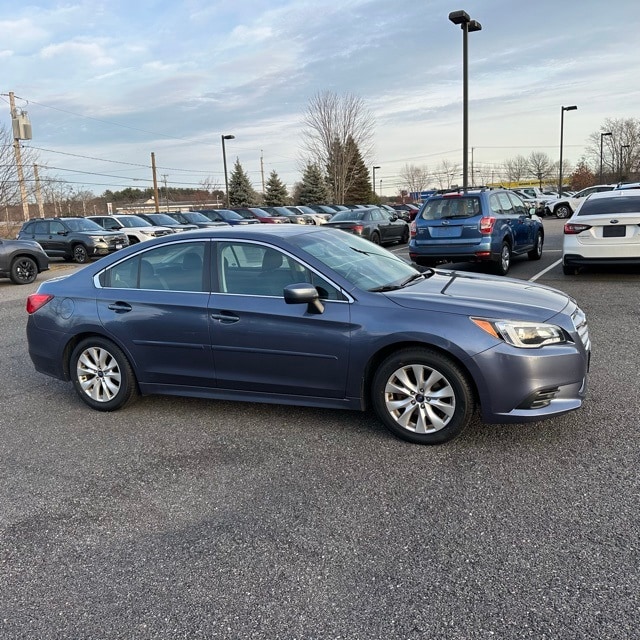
xmin=496 ymin=192 xmax=515 ymax=215
xmin=217 ymin=241 xmax=344 ymax=300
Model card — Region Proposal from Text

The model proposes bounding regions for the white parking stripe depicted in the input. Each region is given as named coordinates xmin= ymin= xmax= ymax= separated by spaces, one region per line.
xmin=530 ymin=259 xmax=562 ymax=282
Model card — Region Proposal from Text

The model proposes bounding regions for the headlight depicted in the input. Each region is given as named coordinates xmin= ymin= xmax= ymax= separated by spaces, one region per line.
xmin=141 ymin=229 xmax=155 ymax=236
xmin=471 ymin=317 xmax=568 ymax=348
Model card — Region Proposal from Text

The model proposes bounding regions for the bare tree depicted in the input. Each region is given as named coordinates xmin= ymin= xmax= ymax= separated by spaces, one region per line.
xmin=301 ymin=91 xmax=374 ymax=203
xmin=585 ymin=118 xmax=640 ymax=182
xmin=399 ymin=164 xmax=430 ymax=196
xmin=503 ymin=155 xmax=529 ymax=184
xmin=527 ymin=152 xmax=554 ymax=188
xmin=434 ymin=160 xmax=460 ymax=189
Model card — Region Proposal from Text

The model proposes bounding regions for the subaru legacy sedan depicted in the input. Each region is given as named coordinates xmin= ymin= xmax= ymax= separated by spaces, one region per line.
xmin=409 ymin=189 xmax=544 ymax=275
xmin=25 ymin=226 xmax=589 ymax=445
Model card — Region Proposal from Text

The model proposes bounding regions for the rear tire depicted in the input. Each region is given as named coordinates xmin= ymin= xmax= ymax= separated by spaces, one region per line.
xmin=563 ymin=264 xmax=579 ymax=275
xmin=400 ymin=226 xmax=409 ymax=244
xmin=70 ymin=337 xmax=139 ymax=411
xmin=555 ymin=204 xmax=572 ymax=219
xmin=493 ymin=241 xmax=511 ymax=275
xmin=528 ymin=231 xmax=543 ymax=260
xmin=372 ymin=348 xmax=474 ymax=445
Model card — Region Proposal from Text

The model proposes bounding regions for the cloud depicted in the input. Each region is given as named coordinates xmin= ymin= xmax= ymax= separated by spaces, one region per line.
xmin=40 ymin=38 xmax=115 ymax=67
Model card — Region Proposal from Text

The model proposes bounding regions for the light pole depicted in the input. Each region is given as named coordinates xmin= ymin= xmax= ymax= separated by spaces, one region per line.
xmin=372 ymin=165 xmax=380 ymax=196
xmin=558 ymin=105 xmax=577 ymax=196
xmin=599 ymin=131 xmax=612 ymax=183
xmin=449 ymin=10 xmax=482 ymax=191
xmin=221 ymin=134 xmax=235 ymax=207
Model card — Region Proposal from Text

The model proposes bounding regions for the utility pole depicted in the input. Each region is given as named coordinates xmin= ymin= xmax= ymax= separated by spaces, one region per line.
xmin=151 ymin=152 xmax=160 ymax=213
xmin=162 ymin=174 xmax=169 ymax=212
xmin=260 ymin=150 xmax=265 ymax=193
xmin=9 ymin=92 xmax=31 ymax=220
xmin=33 ymin=164 xmax=45 ymax=218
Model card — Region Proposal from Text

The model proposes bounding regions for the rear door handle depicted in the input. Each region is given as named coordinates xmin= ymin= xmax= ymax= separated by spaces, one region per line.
xmin=107 ymin=302 xmax=132 ymax=313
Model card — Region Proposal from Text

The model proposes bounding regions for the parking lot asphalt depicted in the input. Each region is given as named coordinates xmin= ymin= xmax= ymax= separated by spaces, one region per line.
xmin=1 ymin=219 xmax=639 ymax=639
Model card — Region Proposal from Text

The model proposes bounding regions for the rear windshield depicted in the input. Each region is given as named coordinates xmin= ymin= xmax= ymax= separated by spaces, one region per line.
xmin=419 ymin=197 xmax=481 ymax=220
xmin=578 ymin=196 xmax=640 ymax=216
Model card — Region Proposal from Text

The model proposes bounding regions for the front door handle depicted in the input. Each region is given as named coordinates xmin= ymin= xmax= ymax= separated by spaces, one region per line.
xmin=211 ymin=312 xmax=240 ymax=324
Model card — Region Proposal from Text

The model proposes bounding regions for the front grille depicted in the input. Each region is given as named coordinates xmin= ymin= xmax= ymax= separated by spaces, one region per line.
xmin=571 ymin=306 xmax=590 ymax=350
xmin=153 ymin=230 xmax=173 ymax=237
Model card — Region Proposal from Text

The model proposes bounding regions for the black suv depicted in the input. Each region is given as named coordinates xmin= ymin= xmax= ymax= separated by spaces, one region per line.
xmin=17 ymin=217 xmax=129 ymax=263
xmin=0 ymin=237 xmax=49 ymax=284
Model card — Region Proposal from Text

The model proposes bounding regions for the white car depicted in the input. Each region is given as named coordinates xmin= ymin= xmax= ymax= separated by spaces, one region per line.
xmin=545 ymin=184 xmax=616 ymax=219
xmin=562 ymin=189 xmax=640 ymax=274
xmin=88 ymin=214 xmax=173 ymax=244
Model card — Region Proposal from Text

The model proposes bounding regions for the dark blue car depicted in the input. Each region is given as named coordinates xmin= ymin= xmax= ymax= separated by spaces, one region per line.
xmin=409 ymin=189 xmax=544 ymax=275
xmin=25 ymin=226 xmax=589 ymax=445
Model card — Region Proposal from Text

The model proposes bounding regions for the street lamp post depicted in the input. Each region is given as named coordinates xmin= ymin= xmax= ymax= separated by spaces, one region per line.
xmin=558 ymin=105 xmax=577 ymax=196
xmin=372 ymin=165 xmax=380 ymax=195
xmin=599 ymin=131 xmax=612 ymax=183
xmin=221 ymin=134 xmax=235 ymax=207
xmin=449 ymin=10 xmax=482 ymax=191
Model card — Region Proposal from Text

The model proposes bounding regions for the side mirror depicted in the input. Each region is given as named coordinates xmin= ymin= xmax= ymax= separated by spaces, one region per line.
xmin=284 ymin=283 xmax=324 ymax=314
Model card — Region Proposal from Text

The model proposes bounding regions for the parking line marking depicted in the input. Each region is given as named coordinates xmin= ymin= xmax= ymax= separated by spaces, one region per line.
xmin=531 ymin=259 xmax=562 ymax=282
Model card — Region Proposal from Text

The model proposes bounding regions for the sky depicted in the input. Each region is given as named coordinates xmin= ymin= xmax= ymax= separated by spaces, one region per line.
xmin=1 ymin=0 xmax=639 ymax=198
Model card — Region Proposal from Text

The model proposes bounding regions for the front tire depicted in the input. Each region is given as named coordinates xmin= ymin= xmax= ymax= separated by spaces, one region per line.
xmin=72 ymin=244 xmax=89 ymax=263
xmin=372 ymin=348 xmax=474 ymax=445
xmin=70 ymin=337 xmax=139 ymax=411
xmin=10 ymin=256 xmax=38 ymax=284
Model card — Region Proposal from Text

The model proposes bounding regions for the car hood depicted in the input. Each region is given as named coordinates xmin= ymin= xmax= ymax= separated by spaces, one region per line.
xmin=385 ymin=269 xmax=571 ymax=321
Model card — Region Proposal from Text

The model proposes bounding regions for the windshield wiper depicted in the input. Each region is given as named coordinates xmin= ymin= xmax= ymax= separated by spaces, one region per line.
xmin=368 ymin=272 xmax=430 ymax=292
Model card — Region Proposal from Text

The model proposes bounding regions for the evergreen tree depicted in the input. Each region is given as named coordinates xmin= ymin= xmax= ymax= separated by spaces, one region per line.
xmin=228 ymin=158 xmax=257 ymax=206
xmin=344 ymin=137 xmax=372 ymax=204
xmin=264 ymin=170 xmax=289 ymax=206
xmin=297 ymin=164 xmax=329 ymax=204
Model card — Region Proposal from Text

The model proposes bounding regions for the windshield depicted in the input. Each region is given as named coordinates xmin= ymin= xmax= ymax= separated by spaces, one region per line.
xmin=117 ymin=215 xmax=151 ymax=228
xmin=63 ymin=218 xmax=106 ymax=232
xmin=183 ymin=212 xmax=212 ymax=223
xmin=290 ymin=229 xmax=419 ymax=291
xmin=147 ymin=214 xmax=178 ymax=225
xmin=419 ymin=196 xmax=481 ymax=220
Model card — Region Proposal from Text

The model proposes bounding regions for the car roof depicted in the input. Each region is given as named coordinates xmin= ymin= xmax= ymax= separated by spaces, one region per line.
xmin=587 ymin=189 xmax=640 ymax=200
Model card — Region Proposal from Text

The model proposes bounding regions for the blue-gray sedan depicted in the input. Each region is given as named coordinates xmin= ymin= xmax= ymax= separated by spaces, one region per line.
xmin=25 ymin=225 xmax=590 ymax=445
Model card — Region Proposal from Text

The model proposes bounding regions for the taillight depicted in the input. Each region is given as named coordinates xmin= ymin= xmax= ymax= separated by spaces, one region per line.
xmin=479 ymin=217 xmax=496 ymax=233
xmin=353 ymin=225 xmax=364 ymax=235
xmin=26 ymin=293 xmax=54 ymax=314
xmin=564 ymin=223 xmax=591 ymax=235
xmin=410 ymin=221 xmax=416 ymax=238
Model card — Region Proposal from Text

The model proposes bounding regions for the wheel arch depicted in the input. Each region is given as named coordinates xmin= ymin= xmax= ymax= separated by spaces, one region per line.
xmin=360 ymin=340 xmax=480 ymax=411
xmin=61 ymin=330 xmax=139 ymax=386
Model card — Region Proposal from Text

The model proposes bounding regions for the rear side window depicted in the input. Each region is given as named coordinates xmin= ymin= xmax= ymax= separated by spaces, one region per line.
xmin=577 ymin=196 xmax=640 ymax=216
xmin=496 ymin=193 xmax=515 ymax=215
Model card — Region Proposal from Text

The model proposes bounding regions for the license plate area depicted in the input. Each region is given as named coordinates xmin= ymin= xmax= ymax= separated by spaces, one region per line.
xmin=430 ymin=226 xmax=462 ymax=238
xmin=603 ymin=225 xmax=625 ymax=238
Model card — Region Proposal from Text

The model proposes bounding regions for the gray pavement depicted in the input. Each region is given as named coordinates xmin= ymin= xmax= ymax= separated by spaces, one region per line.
xmin=1 ymin=223 xmax=638 ymax=639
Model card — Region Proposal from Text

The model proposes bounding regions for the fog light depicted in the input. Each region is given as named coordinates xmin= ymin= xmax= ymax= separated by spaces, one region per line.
xmin=517 ymin=387 xmax=560 ymax=410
